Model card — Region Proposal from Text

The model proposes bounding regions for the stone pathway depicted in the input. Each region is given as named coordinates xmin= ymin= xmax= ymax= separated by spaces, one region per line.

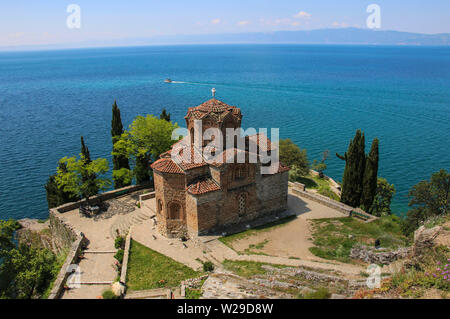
xmin=109 ymin=199 xmax=156 ymax=238
xmin=58 ymin=190 xmax=153 ymax=299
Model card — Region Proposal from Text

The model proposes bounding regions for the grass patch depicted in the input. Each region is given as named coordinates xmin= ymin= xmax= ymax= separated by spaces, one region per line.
xmin=298 ymin=287 xmax=331 ymax=299
xmin=309 ymin=215 xmax=410 ymax=263
xmin=185 ymin=278 xmax=207 ymax=299
xmin=219 ymin=216 xmax=296 ymax=248
xmin=222 ymin=259 xmax=286 ymax=278
xmin=297 ymin=174 xmax=339 ymax=201
xmin=126 ymin=240 xmax=201 ymax=291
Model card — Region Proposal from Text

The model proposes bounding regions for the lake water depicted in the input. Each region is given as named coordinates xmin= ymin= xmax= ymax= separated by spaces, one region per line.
xmin=0 ymin=44 xmax=449 ymax=219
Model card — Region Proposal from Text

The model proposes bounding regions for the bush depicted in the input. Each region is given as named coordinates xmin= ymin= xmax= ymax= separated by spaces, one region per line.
xmin=203 ymin=261 xmax=214 ymax=272
xmin=114 ymin=249 xmax=124 ymax=264
xmin=115 ymin=236 xmax=125 ymax=249
xmin=317 ymin=186 xmax=340 ymax=201
xmin=102 ymin=289 xmax=119 ymax=299
xmin=298 ymin=287 xmax=331 ymax=299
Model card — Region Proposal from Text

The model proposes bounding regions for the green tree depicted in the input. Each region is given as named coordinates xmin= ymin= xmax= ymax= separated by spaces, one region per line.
xmin=402 ymin=169 xmax=450 ymax=235
xmin=337 ymin=129 xmax=366 ymax=207
xmin=369 ymin=177 xmax=395 ymax=216
xmin=111 ymin=101 xmax=131 ymax=189
xmin=113 ymin=115 xmax=178 ymax=185
xmin=311 ymin=150 xmax=329 ymax=178
xmin=45 ymin=162 xmax=79 ymax=209
xmin=279 ymin=138 xmax=309 ymax=176
xmin=361 ymin=138 xmax=379 ymax=212
xmin=160 ymin=108 xmax=171 ymax=122
xmin=80 ymin=137 xmax=99 ymax=196
xmin=1 ymin=245 xmax=56 ymax=299
xmin=55 ymin=154 xmax=110 ymax=203
xmin=0 ymin=220 xmax=56 ymax=299
xmin=0 ymin=219 xmax=20 ymax=256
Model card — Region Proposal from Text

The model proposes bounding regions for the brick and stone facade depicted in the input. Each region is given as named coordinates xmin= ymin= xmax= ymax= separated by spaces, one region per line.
xmin=151 ymin=98 xmax=289 ymax=238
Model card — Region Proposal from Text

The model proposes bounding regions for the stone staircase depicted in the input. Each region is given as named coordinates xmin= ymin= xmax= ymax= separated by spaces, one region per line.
xmin=109 ymin=207 xmax=156 ymax=238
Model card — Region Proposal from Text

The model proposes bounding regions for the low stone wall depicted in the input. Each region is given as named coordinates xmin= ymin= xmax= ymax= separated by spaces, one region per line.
xmin=289 ymin=182 xmax=376 ymax=221
xmin=120 ymin=231 xmax=132 ymax=284
xmin=139 ymin=191 xmax=155 ymax=208
xmin=48 ymin=209 xmax=80 ymax=249
xmin=48 ymin=235 xmax=87 ymax=299
xmin=55 ymin=183 xmax=153 ymax=213
xmin=350 ymin=245 xmax=410 ymax=265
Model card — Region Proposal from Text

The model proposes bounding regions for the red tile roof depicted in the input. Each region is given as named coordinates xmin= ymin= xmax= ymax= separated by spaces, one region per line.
xmin=278 ymin=163 xmax=290 ymax=173
xmin=187 ymin=178 xmax=220 ymax=195
xmin=151 ymin=158 xmax=184 ymax=174
xmin=185 ymin=98 xmax=242 ymax=122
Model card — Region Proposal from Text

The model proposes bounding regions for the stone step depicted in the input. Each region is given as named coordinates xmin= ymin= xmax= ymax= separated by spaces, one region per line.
xmin=78 ymin=281 xmax=114 ymax=285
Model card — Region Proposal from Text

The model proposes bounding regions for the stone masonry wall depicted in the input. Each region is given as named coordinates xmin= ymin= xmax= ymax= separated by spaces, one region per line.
xmin=154 ymin=171 xmax=187 ymax=238
xmin=49 ymin=209 xmax=79 ymax=249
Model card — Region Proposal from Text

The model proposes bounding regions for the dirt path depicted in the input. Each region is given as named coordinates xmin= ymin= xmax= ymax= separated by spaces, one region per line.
xmin=205 ymin=191 xmax=366 ymax=279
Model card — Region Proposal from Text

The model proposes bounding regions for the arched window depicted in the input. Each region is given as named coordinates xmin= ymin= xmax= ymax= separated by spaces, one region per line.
xmin=168 ymin=202 xmax=182 ymax=220
xmin=238 ymin=193 xmax=246 ymax=216
xmin=235 ymin=166 xmax=247 ymax=180
xmin=158 ymin=199 xmax=163 ymax=214
xmin=190 ymin=127 xmax=195 ymax=146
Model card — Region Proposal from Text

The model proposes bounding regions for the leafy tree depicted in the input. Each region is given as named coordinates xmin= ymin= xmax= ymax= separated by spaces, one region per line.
xmin=279 ymin=138 xmax=309 ymax=176
xmin=0 ymin=220 xmax=56 ymax=299
xmin=45 ymin=162 xmax=79 ymax=208
xmin=0 ymin=219 xmax=20 ymax=256
xmin=402 ymin=169 xmax=450 ymax=235
xmin=337 ymin=129 xmax=366 ymax=207
xmin=369 ymin=177 xmax=395 ymax=216
xmin=312 ymin=150 xmax=329 ymax=178
xmin=1 ymin=245 xmax=56 ymax=299
xmin=160 ymin=108 xmax=171 ymax=122
xmin=111 ymin=101 xmax=131 ymax=189
xmin=80 ymin=137 xmax=99 ymax=196
xmin=55 ymin=154 xmax=110 ymax=203
xmin=113 ymin=115 xmax=178 ymax=185
xmin=288 ymin=165 xmax=302 ymax=182
xmin=361 ymin=138 xmax=379 ymax=212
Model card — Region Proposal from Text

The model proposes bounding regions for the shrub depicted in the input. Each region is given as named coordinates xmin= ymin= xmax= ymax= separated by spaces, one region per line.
xmin=115 ymin=236 xmax=125 ymax=249
xmin=102 ymin=289 xmax=119 ymax=299
xmin=317 ymin=186 xmax=340 ymax=201
xmin=299 ymin=287 xmax=331 ymax=299
xmin=114 ymin=249 xmax=124 ymax=264
xmin=203 ymin=261 xmax=214 ymax=272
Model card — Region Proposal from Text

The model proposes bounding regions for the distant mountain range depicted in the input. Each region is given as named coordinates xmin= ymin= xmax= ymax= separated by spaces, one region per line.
xmin=142 ymin=28 xmax=450 ymax=46
xmin=2 ymin=28 xmax=449 ymax=51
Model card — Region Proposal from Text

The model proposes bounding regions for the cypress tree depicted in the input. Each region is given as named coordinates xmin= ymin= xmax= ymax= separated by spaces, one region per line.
xmin=361 ymin=138 xmax=379 ymax=212
xmin=337 ymin=129 xmax=366 ymax=207
xmin=111 ymin=100 xmax=131 ymax=188
xmin=80 ymin=136 xmax=99 ymax=198
xmin=135 ymin=154 xmax=150 ymax=185
xmin=81 ymin=136 xmax=91 ymax=163
xmin=160 ymin=108 xmax=171 ymax=122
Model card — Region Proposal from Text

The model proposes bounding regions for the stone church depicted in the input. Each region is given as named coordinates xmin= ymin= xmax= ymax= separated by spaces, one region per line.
xmin=151 ymin=96 xmax=290 ymax=238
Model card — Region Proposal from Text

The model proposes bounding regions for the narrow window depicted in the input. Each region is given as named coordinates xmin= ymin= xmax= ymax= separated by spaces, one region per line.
xmin=238 ymin=193 xmax=246 ymax=216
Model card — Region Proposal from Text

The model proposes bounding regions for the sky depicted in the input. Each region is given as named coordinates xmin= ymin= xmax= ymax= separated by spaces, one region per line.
xmin=1 ymin=0 xmax=449 ymax=48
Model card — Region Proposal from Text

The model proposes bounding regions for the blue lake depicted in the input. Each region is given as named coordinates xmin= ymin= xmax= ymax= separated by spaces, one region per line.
xmin=0 ymin=44 xmax=449 ymax=219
